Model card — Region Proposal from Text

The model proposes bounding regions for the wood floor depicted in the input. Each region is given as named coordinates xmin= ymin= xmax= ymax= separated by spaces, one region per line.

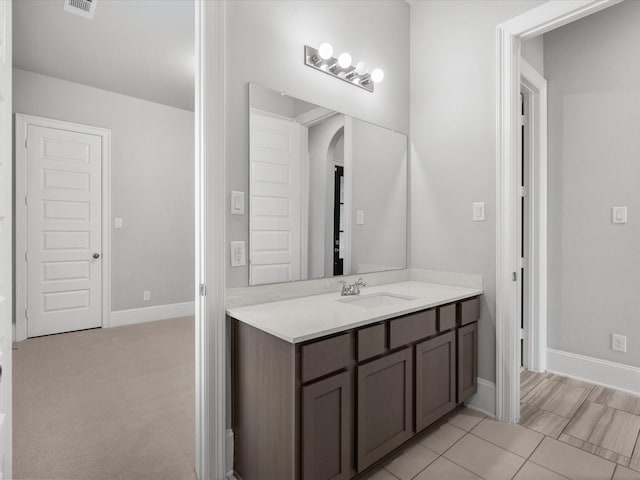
xmin=366 ymin=371 xmax=640 ymax=480
xmin=520 ymin=370 xmax=640 ymax=471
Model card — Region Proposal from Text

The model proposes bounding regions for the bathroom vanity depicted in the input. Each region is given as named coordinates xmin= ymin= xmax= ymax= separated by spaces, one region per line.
xmin=228 ymin=281 xmax=482 ymax=480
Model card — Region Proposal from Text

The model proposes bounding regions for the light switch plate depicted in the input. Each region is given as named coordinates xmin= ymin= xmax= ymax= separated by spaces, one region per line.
xmin=114 ymin=217 xmax=123 ymax=229
xmin=472 ymin=202 xmax=486 ymax=221
xmin=230 ymin=241 xmax=246 ymax=267
xmin=356 ymin=210 xmax=365 ymax=225
xmin=612 ymin=206 xmax=627 ymax=224
xmin=231 ymin=191 xmax=245 ymax=215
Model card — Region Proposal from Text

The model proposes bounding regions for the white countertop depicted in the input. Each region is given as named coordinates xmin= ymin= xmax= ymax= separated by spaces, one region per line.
xmin=226 ymin=281 xmax=483 ymax=344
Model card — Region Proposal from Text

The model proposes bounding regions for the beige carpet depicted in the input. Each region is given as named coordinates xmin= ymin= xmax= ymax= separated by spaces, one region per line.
xmin=13 ymin=316 xmax=196 ymax=480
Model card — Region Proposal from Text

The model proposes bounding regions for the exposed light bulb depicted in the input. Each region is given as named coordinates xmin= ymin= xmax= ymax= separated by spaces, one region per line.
xmin=318 ymin=43 xmax=333 ymax=60
xmin=355 ymin=61 xmax=367 ymax=75
xmin=338 ymin=52 xmax=352 ymax=69
xmin=371 ymin=68 xmax=385 ymax=83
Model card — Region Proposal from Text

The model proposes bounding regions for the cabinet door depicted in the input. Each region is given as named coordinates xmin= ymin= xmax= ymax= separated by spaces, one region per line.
xmin=357 ymin=348 xmax=412 ymax=472
xmin=416 ymin=331 xmax=456 ymax=432
xmin=302 ymin=371 xmax=351 ymax=480
xmin=457 ymin=322 xmax=478 ymax=403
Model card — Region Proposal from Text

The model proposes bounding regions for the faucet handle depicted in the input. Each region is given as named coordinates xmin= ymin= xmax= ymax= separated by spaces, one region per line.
xmin=355 ymin=277 xmax=367 ymax=286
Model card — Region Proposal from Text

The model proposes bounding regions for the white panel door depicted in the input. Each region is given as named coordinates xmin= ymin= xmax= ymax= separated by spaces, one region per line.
xmin=26 ymin=125 xmax=102 ymax=337
xmin=0 ymin=1 xmax=11 ymax=477
xmin=249 ymin=111 xmax=302 ymax=285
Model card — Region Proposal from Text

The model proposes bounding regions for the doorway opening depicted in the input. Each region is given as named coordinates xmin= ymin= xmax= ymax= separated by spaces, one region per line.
xmin=496 ymin=0 xmax=618 ymax=423
xmin=12 ymin=1 xmax=198 ymax=478
xmin=333 ymin=165 xmax=345 ymax=276
xmin=519 ymin=89 xmax=530 ymax=370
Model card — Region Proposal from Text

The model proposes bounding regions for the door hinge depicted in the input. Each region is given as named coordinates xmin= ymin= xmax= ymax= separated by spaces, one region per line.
xmin=199 ymin=283 xmax=207 ymax=297
xmin=520 ymin=257 xmax=527 ymax=269
xmin=519 ymin=114 xmax=528 ymax=127
xmin=24 ymin=252 xmax=28 ymax=262
xmin=24 ymin=196 xmax=29 ymax=205
xmin=25 ymin=138 xmax=28 ymax=149
xmin=25 ymin=309 xmax=28 ymax=320
xmin=512 ymin=271 xmax=517 ymax=282
xmin=519 ymin=186 xmax=528 ymax=197
xmin=520 ymin=329 xmax=526 ymax=340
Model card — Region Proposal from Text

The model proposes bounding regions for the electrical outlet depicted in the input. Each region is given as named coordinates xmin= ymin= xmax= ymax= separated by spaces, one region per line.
xmin=115 ymin=217 xmax=123 ymax=229
xmin=612 ymin=334 xmax=627 ymax=352
xmin=230 ymin=241 xmax=246 ymax=267
xmin=143 ymin=291 xmax=151 ymax=301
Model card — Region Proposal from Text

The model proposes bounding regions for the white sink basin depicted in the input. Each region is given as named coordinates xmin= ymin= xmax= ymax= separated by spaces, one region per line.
xmin=337 ymin=292 xmax=417 ymax=309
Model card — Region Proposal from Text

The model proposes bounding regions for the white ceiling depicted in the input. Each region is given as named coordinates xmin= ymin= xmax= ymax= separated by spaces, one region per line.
xmin=14 ymin=0 xmax=195 ymax=111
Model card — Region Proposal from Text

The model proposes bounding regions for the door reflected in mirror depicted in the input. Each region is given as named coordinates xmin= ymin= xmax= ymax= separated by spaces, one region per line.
xmin=249 ymin=83 xmax=407 ymax=286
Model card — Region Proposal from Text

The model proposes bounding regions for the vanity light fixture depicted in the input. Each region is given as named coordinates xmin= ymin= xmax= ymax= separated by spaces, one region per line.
xmin=304 ymin=43 xmax=384 ymax=93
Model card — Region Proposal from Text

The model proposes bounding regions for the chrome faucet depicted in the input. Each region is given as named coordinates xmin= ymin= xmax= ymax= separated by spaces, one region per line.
xmin=339 ymin=278 xmax=367 ymax=296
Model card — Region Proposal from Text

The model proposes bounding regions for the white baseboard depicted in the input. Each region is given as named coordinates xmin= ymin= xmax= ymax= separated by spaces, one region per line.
xmin=465 ymin=378 xmax=496 ymax=417
xmin=547 ymin=348 xmax=640 ymax=396
xmin=226 ymin=429 xmax=234 ymax=478
xmin=109 ymin=301 xmax=195 ymax=328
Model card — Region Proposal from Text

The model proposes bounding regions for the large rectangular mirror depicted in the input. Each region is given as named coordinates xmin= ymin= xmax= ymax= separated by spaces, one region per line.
xmin=249 ymin=83 xmax=407 ymax=286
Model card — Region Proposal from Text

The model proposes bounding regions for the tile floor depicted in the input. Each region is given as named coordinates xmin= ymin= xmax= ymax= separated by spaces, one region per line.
xmin=367 ymin=371 xmax=640 ymax=480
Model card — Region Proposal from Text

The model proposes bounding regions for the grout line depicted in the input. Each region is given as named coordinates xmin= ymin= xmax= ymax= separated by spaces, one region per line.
xmin=436 ymin=425 xmax=472 ymax=457
xmin=526 ymin=434 xmax=546 ymax=461
xmin=440 ymin=438 xmax=496 ymax=480
xmin=558 ymin=430 xmax=631 ymax=466
xmin=466 ymin=431 xmax=528 ymax=460
xmin=527 ymin=451 xmax=580 ymax=480
xmin=509 ymin=458 xmax=532 ymax=480
xmin=405 ymin=448 xmax=439 ymax=480
xmin=382 ymin=466 xmax=402 ymax=480
xmin=628 ymin=428 xmax=640 ymax=472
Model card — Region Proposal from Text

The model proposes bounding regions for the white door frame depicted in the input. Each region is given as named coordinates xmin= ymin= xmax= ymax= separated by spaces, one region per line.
xmin=495 ymin=0 xmax=624 ymax=422
xmin=14 ymin=113 xmax=112 ymax=342
xmin=195 ymin=0 xmax=227 ymax=478
xmin=519 ymin=59 xmax=547 ymax=373
xmin=0 ymin=1 xmax=12 ymax=476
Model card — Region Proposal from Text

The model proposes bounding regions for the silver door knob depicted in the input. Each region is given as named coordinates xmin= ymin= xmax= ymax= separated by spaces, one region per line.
xmin=93 ymin=253 xmax=100 ymax=259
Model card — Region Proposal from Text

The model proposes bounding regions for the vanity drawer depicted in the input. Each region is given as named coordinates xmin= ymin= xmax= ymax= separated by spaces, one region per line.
xmin=458 ymin=297 xmax=480 ymax=326
xmin=301 ymin=332 xmax=352 ymax=383
xmin=438 ymin=304 xmax=456 ymax=331
xmin=357 ymin=323 xmax=386 ymax=362
xmin=389 ymin=309 xmax=436 ymax=349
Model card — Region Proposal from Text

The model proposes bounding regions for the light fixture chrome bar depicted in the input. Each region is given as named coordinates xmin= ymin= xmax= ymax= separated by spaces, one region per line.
xmin=304 ymin=45 xmax=374 ymax=93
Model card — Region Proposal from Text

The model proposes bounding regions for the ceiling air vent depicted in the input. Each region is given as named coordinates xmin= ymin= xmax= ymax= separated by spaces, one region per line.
xmin=64 ymin=0 xmax=97 ymax=20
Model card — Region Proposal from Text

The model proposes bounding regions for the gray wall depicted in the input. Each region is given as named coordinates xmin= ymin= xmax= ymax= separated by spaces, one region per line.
xmin=409 ymin=0 xmax=545 ymax=383
xmin=225 ymin=0 xmax=410 ymax=287
xmin=308 ymin=115 xmax=344 ymax=279
xmin=350 ymin=118 xmax=407 ymax=274
xmin=522 ymin=35 xmax=544 ymax=75
xmin=545 ymin=0 xmax=640 ymax=367
xmin=14 ymin=69 xmax=195 ymax=311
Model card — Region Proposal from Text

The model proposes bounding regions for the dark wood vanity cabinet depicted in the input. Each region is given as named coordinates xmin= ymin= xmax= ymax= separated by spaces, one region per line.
xmin=232 ymin=295 xmax=481 ymax=480
xmin=415 ymin=331 xmax=456 ymax=432
xmin=457 ymin=321 xmax=478 ymax=403
xmin=357 ymin=348 xmax=412 ymax=471
xmin=302 ymin=371 xmax=352 ymax=480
